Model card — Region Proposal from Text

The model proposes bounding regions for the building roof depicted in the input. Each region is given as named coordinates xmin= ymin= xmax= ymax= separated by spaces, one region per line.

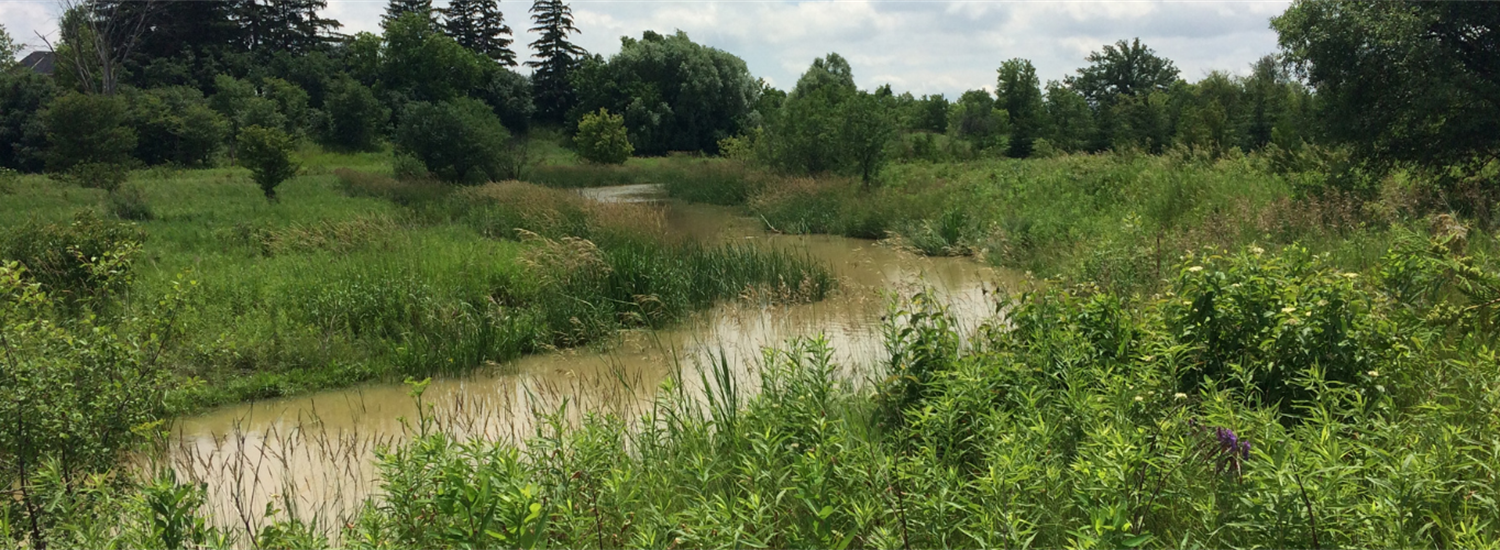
xmin=20 ymin=51 xmax=55 ymax=75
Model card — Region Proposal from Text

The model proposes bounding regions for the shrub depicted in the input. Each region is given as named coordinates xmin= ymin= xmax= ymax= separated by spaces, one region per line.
xmin=0 ymin=259 xmax=187 ymax=549
xmin=321 ymin=76 xmax=389 ymax=152
xmin=395 ymin=98 xmax=511 ymax=184
xmin=392 ymin=152 xmax=429 ymax=181
xmin=0 ymin=210 xmax=145 ymax=306
xmin=574 ymin=108 xmax=632 ymax=165
xmin=126 ymin=86 xmax=228 ymax=167
xmin=42 ymin=92 xmax=137 ymax=179
xmin=1165 ymin=247 xmax=1394 ymax=413
xmin=238 ymin=125 xmax=299 ymax=200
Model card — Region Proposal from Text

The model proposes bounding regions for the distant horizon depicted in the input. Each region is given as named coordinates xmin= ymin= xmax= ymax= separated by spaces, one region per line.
xmin=2 ymin=0 xmax=1290 ymax=96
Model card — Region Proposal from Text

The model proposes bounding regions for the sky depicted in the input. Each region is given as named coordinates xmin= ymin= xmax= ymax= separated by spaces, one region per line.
xmin=0 ymin=0 xmax=1292 ymax=97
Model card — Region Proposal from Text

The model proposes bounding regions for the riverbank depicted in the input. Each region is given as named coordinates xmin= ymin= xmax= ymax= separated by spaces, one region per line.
xmin=0 ymin=149 xmax=834 ymax=413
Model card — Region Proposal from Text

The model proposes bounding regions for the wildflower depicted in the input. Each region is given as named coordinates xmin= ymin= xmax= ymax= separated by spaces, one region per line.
xmin=1343 ymin=272 xmax=1359 ymax=279
xmin=1211 ymin=427 xmax=1252 ymax=479
xmin=1250 ymin=246 xmax=1265 ymax=255
xmin=1174 ymin=392 xmax=1187 ymax=400
xmin=1281 ymin=306 xmax=1296 ymax=313
xmin=1367 ymin=370 xmax=1379 ymax=378
xmin=1134 ymin=395 xmax=1144 ymax=402
xmin=1189 ymin=265 xmax=1204 ymax=272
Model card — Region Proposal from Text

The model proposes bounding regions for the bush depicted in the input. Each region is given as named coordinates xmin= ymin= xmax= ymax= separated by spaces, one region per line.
xmin=0 ymin=210 xmax=145 ymax=306
xmin=42 ymin=92 xmax=137 ymax=178
xmin=395 ymin=98 xmax=511 ymax=184
xmin=0 ymin=257 xmax=187 ymax=550
xmin=238 ymin=125 xmax=299 ymax=200
xmin=574 ymin=108 xmax=632 ymax=165
xmin=126 ymin=86 xmax=228 ymax=167
xmin=321 ymin=76 xmax=389 ymax=152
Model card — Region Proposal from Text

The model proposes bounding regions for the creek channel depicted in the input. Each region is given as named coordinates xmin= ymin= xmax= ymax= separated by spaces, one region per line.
xmin=168 ymin=183 xmax=1019 ymax=535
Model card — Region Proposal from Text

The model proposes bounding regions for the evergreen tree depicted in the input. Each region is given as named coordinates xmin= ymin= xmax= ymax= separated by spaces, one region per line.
xmin=384 ymin=0 xmax=435 ymax=30
xmin=526 ymin=0 xmax=584 ymax=124
xmin=248 ymin=0 xmax=340 ymax=55
xmin=996 ymin=58 xmax=1044 ymax=158
xmin=443 ymin=0 xmax=516 ymax=65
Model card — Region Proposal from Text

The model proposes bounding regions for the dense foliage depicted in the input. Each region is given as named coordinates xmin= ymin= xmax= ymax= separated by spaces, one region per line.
xmin=571 ymin=31 xmax=759 ymax=155
xmin=395 ymin=98 xmax=512 ymax=183
xmin=237 ymin=125 xmax=299 ymax=199
xmin=573 ymin=108 xmax=632 ymax=165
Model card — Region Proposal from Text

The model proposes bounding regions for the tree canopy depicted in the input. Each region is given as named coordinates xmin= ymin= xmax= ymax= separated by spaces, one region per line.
xmin=1066 ymin=38 xmax=1181 ymax=106
xmin=1274 ymin=0 xmax=1500 ymax=172
xmin=570 ymin=30 xmax=759 ymax=155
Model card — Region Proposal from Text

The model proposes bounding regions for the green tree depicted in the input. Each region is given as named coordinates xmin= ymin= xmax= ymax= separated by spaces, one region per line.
xmin=1109 ymin=91 xmax=1171 ymax=153
xmin=238 ymin=125 xmax=298 ymax=200
xmin=913 ymin=94 xmax=950 ymax=134
xmin=569 ymin=30 xmax=759 ymax=155
xmin=1 ymin=23 xmax=21 ymax=69
xmin=383 ymin=0 xmax=435 ymax=29
xmin=767 ymin=54 xmax=893 ymax=181
xmin=443 ymin=0 xmax=516 ymax=65
xmin=1043 ymin=81 xmax=1094 ymax=153
xmin=475 ymin=63 xmax=534 ymax=132
xmin=948 ymin=89 xmax=1006 ymax=150
xmin=395 ymin=98 xmax=512 ymax=183
xmin=768 ymin=54 xmax=856 ymax=174
xmin=1273 ymin=0 xmax=1500 ymax=173
xmin=0 ymin=68 xmax=56 ymax=172
xmin=997 ymin=58 xmax=1045 ymax=158
xmin=42 ymin=92 xmax=137 ymax=176
xmin=125 ymin=86 xmax=227 ymax=167
xmin=574 ymin=108 xmax=632 ymax=164
xmin=839 ymin=91 xmax=895 ymax=188
xmin=1066 ymin=38 xmax=1180 ymax=106
xmin=1174 ymin=71 xmax=1245 ymax=156
xmin=381 ymin=12 xmax=486 ymax=103
xmin=527 ymin=0 xmax=585 ymax=124
xmin=321 ymin=76 xmax=389 ymax=151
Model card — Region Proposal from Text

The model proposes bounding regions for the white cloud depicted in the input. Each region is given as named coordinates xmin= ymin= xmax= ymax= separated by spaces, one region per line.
xmin=2 ymin=0 xmax=1291 ymax=96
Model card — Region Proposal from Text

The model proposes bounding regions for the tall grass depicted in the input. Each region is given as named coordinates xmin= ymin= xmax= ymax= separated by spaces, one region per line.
xmin=740 ymin=151 xmax=1457 ymax=296
xmin=72 ymin=234 xmax=1491 ymax=549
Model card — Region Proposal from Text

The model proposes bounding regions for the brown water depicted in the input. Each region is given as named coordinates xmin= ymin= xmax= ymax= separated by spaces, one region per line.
xmin=169 ymin=185 xmax=1017 ymax=536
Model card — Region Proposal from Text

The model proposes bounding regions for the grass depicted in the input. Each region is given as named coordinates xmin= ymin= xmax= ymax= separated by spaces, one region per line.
xmin=738 ymin=149 xmax=1461 ymax=295
xmin=24 ymin=234 xmax=1500 ymax=549
xmin=0 ymin=145 xmax=834 ymax=412
xmin=12 ymin=137 xmax=1500 ymax=549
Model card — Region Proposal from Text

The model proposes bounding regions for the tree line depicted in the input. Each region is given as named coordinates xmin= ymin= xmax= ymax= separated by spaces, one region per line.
xmin=0 ymin=0 xmax=1494 ymax=194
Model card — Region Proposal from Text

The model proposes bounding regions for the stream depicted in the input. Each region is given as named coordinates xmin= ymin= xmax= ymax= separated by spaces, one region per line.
xmin=167 ymin=184 xmax=1017 ymax=534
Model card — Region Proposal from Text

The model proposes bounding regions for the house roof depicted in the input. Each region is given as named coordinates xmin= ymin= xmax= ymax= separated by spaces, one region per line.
xmin=20 ymin=51 xmax=55 ymax=75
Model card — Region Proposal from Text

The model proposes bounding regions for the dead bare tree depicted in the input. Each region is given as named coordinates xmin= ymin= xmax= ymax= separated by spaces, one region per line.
xmin=36 ymin=0 xmax=155 ymax=95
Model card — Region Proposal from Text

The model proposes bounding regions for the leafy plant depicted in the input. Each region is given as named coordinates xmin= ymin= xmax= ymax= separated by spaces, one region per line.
xmin=238 ymin=125 xmax=299 ymax=200
xmin=574 ymin=108 xmax=632 ymax=165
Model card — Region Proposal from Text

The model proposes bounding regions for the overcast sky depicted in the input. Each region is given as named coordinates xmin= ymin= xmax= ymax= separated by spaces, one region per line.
xmin=1 ymin=0 xmax=1291 ymax=96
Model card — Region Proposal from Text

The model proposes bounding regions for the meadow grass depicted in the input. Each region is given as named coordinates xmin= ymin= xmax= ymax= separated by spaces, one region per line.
xmin=0 ymin=147 xmax=833 ymax=412
xmin=26 ymin=234 xmax=1498 ymax=549
xmin=739 ymin=150 xmax=1462 ymax=295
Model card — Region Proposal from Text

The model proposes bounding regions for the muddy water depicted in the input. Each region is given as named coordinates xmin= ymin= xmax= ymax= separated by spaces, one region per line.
xmin=170 ymin=185 xmax=1017 ymax=535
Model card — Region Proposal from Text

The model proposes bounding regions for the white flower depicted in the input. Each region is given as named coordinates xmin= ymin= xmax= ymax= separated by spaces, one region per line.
xmin=1343 ymin=272 xmax=1359 ymax=279
xmin=1250 ymin=246 xmax=1265 ymax=255
xmin=1134 ymin=395 xmax=1144 ymax=402
xmin=1174 ymin=392 xmax=1188 ymax=400
xmin=1282 ymin=306 xmax=1297 ymax=314
xmin=1367 ymin=370 xmax=1379 ymax=378
xmin=1189 ymin=266 xmax=1204 ymax=272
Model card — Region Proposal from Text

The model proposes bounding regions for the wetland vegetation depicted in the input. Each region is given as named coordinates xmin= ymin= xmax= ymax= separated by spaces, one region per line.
xmin=5 ymin=0 xmax=1500 ymax=547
